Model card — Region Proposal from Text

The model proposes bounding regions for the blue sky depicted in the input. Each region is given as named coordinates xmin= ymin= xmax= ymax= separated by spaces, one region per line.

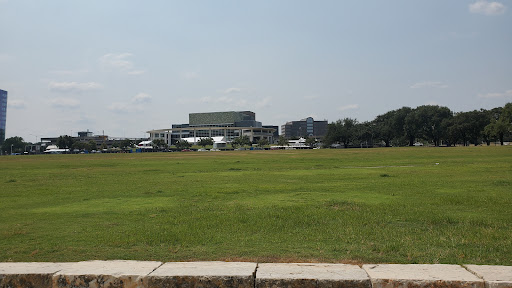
xmin=1 ymin=0 xmax=511 ymax=141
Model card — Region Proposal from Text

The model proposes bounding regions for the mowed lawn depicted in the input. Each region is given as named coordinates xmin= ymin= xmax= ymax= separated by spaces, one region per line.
xmin=0 ymin=147 xmax=511 ymax=265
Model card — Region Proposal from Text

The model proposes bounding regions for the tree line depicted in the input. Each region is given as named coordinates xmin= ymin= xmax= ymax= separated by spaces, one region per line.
xmin=3 ymin=103 xmax=511 ymax=154
xmin=325 ymin=103 xmax=512 ymax=147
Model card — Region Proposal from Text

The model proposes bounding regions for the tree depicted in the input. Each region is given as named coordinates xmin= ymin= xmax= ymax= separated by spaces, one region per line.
xmin=71 ymin=141 xmax=88 ymax=152
xmin=467 ymin=110 xmax=491 ymax=145
xmin=373 ymin=111 xmax=395 ymax=147
xmin=325 ymin=118 xmax=358 ymax=148
xmin=305 ymin=137 xmax=316 ymax=147
xmin=257 ymin=138 xmax=269 ymax=147
xmin=152 ymin=139 xmax=168 ymax=150
xmin=372 ymin=107 xmax=412 ymax=147
xmin=404 ymin=105 xmax=452 ymax=146
xmin=277 ymin=136 xmax=289 ymax=146
xmin=2 ymin=136 xmax=25 ymax=154
xmin=87 ymin=140 xmax=97 ymax=152
xmin=175 ymin=139 xmax=191 ymax=150
xmin=354 ymin=121 xmax=374 ymax=148
xmin=485 ymin=103 xmax=512 ymax=145
xmin=120 ymin=139 xmax=134 ymax=149
xmin=56 ymin=135 xmax=74 ymax=149
xmin=231 ymin=135 xmax=251 ymax=149
xmin=197 ymin=137 xmax=214 ymax=148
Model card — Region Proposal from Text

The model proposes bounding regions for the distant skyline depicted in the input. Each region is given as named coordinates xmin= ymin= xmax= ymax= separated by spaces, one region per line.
xmin=1 ymin=1 xmax=511 ymax=141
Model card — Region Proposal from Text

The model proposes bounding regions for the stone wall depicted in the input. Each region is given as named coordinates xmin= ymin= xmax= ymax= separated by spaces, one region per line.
xmin=1 ymin=261 xmax=511 ymax=288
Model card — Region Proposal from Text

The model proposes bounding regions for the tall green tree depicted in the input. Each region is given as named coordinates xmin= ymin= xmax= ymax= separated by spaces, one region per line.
xmin=277 ymin=136 xmax=288 ymax=146
xmin=175 ymin=139 xmax=191 ymax=150
xmin=485 ymin=103 xmax=512 ymax=145
xmin=372 ymin=106 xmax=412 ymax=147
xmin=305 ymin=137 xmax=316 ymax=147
xmin=231 ymin=135 xmax=251 ymax=149
xmin=87 ymin=140 xmax=97 ymax=151
xmin=71 ymin=141 xmax=88 ymax=152
xmin=405 ymin=105 xmax=452 ymax=146
xmin=2 ymin=136 xmax=25 ymax=154
xmin=257 ymin=138 xmax=269 ymax=147
xmin=354 ymin=121 xmax=374 ymax=147
xmin=373 ymin=111 xmax=395 ymax=147
xmin=152 ymin=139 xmax=168 ymax=150
xmin=197 ymin=137 xmax=214 ymax=148
xmin=120 ymin=139 xmax=134 ymax=149
xmin=325 ymin=118 xmax=358 ymax=148
xmin=56 ymin=135 xmax=74 ymax=149
xmin=466 ymin=110 xmax=490 ymax=145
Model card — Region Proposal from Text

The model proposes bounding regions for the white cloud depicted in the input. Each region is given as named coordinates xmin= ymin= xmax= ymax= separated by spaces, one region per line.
xmin=50 ymin=97 xmax=80 ymax=109
xmin=8 ymin=99 xmax=27 ymax=109
xmin=478 ymin=89 xmax=512 ymax=98
xmin=48 ymin=81 xmax=102 ymax=93
xmin=132 ymin=93 xmax=152 ymax=103
xmin=410 ymin=81 xmax=448 ymax=89
xmin=127 ymin=70 xmax=146 ymax=75
xmin=223 ymin=87 xmax=242 ymax=94
xmin=108 ymin=102 xmax=133 ymax=113
xmin=338 ymin=104 xmax=359 ymax=111
xmin=108 ymin=93 xmax=152 ymax=113
xmin=100 ymin=53 xmax=145 ymax=75
xmin=255 ymin=97 xmax=271 ymax=109
xmin=469 ymin=1 xmax=506 ymax=15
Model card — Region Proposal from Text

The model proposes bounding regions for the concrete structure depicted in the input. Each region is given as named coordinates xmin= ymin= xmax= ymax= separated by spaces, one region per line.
xmin=281 ymin=116 xmax=328 ymax=139
xmin=362 ymin=264 xmax=484 ymax=288
xmin=1 ymin=262 xmax=510 ymax=288
xmin=465 ymin=265 xmax=512 ymax=288
xmin=0 ymin=89 xmax=7 ymax=145
xmin=262 ymin=125 xmax=279 ymax=143
xmin=257 ymin=263 xmax=370 ymax=288
xmin=53 ymin=260 xmax=161 ymax=287
xmin=0 ymin=262 xmax=65 ymax=288
xmin=148 ymin=111 xmax=276 ymax=145
xmin=147 ymin=261 xmax=257 ymax=288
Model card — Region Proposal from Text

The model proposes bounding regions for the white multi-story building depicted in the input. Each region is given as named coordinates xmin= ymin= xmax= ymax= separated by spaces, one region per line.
xmin=147 ymin=111 xmax=276 ymax=145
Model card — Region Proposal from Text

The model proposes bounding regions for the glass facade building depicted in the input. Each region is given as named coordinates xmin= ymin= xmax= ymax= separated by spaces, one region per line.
xmin=281 ymin=117 xmax=328 ymax=139
xmin=0 ymin=89 xmax=7 ymax=145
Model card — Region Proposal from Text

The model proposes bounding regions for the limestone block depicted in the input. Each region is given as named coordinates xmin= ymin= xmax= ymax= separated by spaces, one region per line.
xmin=52 ymin=260 xmax=162 ymax=288
xmin=0 ymin=262 xmax=65 ymax=288
xmin=362 ymin=264 xmax=484 ymax=288
xmin=146 ymin=261 xmax=257 ymax=288
xmin=465 ymin=265 xmax=512 ymax=288
xmin=256 ymin=263 xmax=371 ymax=288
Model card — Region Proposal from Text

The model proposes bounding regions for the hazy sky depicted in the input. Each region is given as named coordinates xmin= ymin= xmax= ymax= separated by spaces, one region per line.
xmin=1 ymin=1 xmax=511 ymax=141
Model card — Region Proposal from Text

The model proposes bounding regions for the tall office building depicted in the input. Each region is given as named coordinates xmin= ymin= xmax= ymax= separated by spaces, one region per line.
xmin=0 ymin=89 xmax=7 ymax=145
xmin=281 ymin=117 xmax=328 ymax=139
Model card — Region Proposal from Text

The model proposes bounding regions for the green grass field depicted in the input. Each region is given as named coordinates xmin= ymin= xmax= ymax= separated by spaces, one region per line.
xmin=0 ymin=147 xmax=511 ymax=265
